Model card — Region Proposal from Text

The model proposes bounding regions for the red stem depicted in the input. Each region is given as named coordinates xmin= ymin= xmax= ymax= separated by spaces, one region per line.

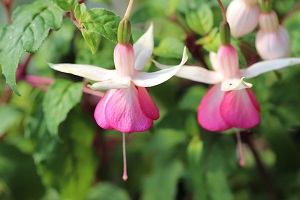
xmin=2 ymin=0 xmax=12 ymax=23
xmin=24 ymin=75 xmax=104 ymax=97
xmin=69 ymin=9 xmax=81 ymax=30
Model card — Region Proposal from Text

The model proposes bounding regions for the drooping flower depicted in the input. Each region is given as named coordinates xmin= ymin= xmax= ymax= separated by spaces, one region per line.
xmin=255 ymin=10 xmax=290 ymax=60
xmin=155 ymin=44 xmax=300 ymax=132
xmin=50 ymin=24 xmax=188 ymax=133
xmin=226 ymin=0 xmax=260 ymax=38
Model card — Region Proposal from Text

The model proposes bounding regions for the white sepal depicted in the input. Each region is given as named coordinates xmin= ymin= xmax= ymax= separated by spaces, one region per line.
xmin=240 ymin=58 xmax=300 ymax=79
xmin=48 ymin=63 xmax=116 ymax=81
xmin=133 ymin=47 xmax=188 ymax=87
xmin=133 ymin=23 xmax=154 ymax=71
xmin=173 ymin=66 xmax=222 ymax=84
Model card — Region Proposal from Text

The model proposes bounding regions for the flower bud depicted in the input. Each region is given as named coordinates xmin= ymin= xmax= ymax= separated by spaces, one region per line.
xmin=258 ymin=11 xmax=279 ymax=32
xmin=226 ymin=0 xmax=260 ymax=38
xmin=255 ymin=11 xmax=290 ymax=60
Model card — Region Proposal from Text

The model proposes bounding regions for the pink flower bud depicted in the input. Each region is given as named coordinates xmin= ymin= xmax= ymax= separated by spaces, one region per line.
xmin=258 ymin=11 xmax=279 ymax=32
xmin=226 ymin=0 xmax=260 ymax=38
xmin=255 ymin=11 xmax=290 ymax=60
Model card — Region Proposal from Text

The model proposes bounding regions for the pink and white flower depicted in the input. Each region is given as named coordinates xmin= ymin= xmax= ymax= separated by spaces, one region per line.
xmin=155 ymin=44 xmax=300 ymax=132
xmin=256 ymin=11 xmax=290 ymax=60
xmin=50 ymin=24 xmax=188 ymax=133
xmin=226 ymin=0 xmax=260 ymax=38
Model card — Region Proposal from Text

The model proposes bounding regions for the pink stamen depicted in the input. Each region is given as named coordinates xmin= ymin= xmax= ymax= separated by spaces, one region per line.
xmin=236 ymin=131 xmax=246 ymax=166
xmin=122 ymin=132 xmax=128 ymax=181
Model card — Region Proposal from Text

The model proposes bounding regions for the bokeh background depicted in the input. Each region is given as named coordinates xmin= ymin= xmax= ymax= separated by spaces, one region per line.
xmin=1 ymin=0 xmax=300 ymax=199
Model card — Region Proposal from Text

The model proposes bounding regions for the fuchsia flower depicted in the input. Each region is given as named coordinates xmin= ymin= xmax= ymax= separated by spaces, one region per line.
xmin=155 ymin=44 xmax=300 ymax=132
xmin=256 ymin=11 xmax=290 ymax=60
xmin=50 ymin=24 xmax=188 ymax=133
xmin=226 ymin=0 xmax=260 ymax=38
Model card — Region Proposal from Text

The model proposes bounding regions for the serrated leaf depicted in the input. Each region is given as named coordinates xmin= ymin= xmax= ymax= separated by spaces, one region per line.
xmin=186 ymin=4 xmax=213 ymax=35
xmin=75 ymin=4 xmax=101 ymax=53
xmin=51 ymin=0 xmax=77 ymax=11
xmin=43 ymin=79 xmax=82 ymax=136
xmin=30 ymin=108 xmax=97 ymax=200
xmin=74 ymin=3 xmax=88 ymax=24
xmin=0 ymin=1 xmax=63 ymax=95
xmin=82 ymin=29 xmax=101 ymax=54
xmin=80 ymin=8 xmax=122 ymax=43
xmin=0 ymin=105 xmax=22 ymax=136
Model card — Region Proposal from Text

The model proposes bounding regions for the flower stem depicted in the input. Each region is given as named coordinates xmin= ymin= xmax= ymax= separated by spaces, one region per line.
xmin=122 ymin=132 xmax=128 ymax=181
xmin=236 ymin=131 xmax=246 ymax=166
xmin=124 ymin=0 xmax=134 ymax=20
xmin=70 ymin=9 xmax=81 ymax=30
xmin=217 ymin=0 xmax=227 ymax=22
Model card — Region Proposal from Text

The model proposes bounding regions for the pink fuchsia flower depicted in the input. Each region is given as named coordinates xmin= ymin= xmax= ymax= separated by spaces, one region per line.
xmin=226 ymin=0 xmax=260 ymax=38
xmin=49 ymin=24 xmax=188 ymax=133
xmin=155 ymin=44 xmax=300 ymax=132
xmin=256 ymin=11 xmax=290 ymax=60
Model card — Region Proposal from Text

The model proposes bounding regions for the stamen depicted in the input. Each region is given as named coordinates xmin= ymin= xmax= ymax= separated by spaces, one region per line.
xmin=122 ymin=132 xmax=128 ymax=181
xmin=236 ymin=131 xmax=246 ymax=166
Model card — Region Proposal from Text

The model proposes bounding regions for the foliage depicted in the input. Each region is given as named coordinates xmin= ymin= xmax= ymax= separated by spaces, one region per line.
xmin=0 ymin=0 xmax=300 ymax=199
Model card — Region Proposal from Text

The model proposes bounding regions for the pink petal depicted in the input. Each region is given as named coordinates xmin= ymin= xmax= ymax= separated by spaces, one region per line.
xmin=94 ymin=89 xmax=116 ymax=130
xmin=198 ymin=84 xmax=231 ymax=131
xmin=137 ymin=87 xmax=160 ymax=120
xmin=104 ymin=84 xmax=153 ymax=133
xmin=246 ymin=88 xmax=260 ymax=111
xmin=220 ymin=89 xmax=260 ymax=129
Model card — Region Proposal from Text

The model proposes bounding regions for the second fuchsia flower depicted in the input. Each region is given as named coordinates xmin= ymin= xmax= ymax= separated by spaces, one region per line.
xmin=156 ymin=44 xmax=300 ymax=132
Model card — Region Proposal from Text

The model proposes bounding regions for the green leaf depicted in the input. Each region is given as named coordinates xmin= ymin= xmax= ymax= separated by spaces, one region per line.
xmin=0 ymin=1 xmax=63 ymax=95
xmin=30 ymin=19 xmax=75 ymax=77
xmin=187 ymin=135 xmax=203 ymax=166
xmin=186 ymin=4 xmax=213 ymax=35
xmin=31 ymin=109 xmax=97 ymax=200
xmin=51 ymin=0 xmax=77 ymax=11
xmin=75 ymin=34 xmax=114 ymax=69
xmin=74 ymin=4 xmax=101 ymax=54
xmin=0 ymin=105 xmax=22 ymax=136
xmin=284 ymin=11 xmax=300 ymax=57
xmin=187 ymin=135 xmax=235 ymax=200
xmin=86 ymin=182 xmax=130 ymax=200
xmin=142 ymin=159 xmax=184 ymax=200
xmin=80 ymin=8 xmax=122 ymax=43
xmin=82 ymin=29 xmax=101 ymax=54
xmin=43 ymin=79 xmax=82 ymax=136
xmin=74 ymin=3 xmax=88 ymax=24
xmin=153 ymin=37 xmax=186 ymax=59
